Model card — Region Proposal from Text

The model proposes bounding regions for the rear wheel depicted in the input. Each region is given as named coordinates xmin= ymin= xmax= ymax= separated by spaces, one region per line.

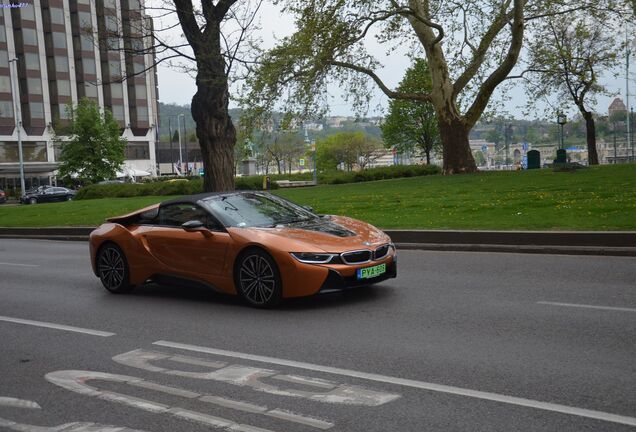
xmin=236 ymin=249 xmax=282 ymax=308
xmin=66 ymin=195 xmax=73 ymax=201
xmin=97 ymin=243 xmax=133 ymax=293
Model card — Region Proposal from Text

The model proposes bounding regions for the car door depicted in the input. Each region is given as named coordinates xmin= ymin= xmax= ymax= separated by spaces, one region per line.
xmin=49 ymin=188 xmax=66 ymax=202
xmin=144 ymin=203 xmax=231 ymax=276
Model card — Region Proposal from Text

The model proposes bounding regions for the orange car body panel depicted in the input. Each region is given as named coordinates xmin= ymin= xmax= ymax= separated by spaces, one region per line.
xmin=90 ymin=206 xmax=396 ymax=298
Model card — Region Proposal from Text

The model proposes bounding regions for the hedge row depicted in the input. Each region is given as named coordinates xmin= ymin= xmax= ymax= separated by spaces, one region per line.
xmin=74 ymin=164 xmax=440 ymax=200
xmin=74 ymin=175 xmax=271 ymax=200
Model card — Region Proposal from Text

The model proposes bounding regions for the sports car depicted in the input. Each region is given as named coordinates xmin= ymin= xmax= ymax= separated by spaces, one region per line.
xmin=89 ymin=191 xmax=397 ymax=307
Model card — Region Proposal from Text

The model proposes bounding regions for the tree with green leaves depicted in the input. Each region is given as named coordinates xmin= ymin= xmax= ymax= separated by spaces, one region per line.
xmin=381 ymin=59 xmax=440 ymax=165
xmin=316 ymin=132 xmax=381 ymax=171
xmin=54 ymin=98 xmax=126 ymax=184
xmin=522 ymin=11 xmax=626 ymax=165
xmin=246 ymin=1 xmax=622 ymax=174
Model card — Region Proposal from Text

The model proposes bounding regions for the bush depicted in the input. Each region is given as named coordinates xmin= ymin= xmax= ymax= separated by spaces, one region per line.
xmin=74 ymin=165 xmax=440 ymax=200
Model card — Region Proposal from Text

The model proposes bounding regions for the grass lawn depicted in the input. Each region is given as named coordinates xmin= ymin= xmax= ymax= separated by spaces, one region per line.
xmin=0 ymin=164 xmax=634 ymax=230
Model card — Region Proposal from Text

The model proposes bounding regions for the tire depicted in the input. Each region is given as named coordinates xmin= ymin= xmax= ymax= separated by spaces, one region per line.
xmin=66 ymin=195 xmax=73 ymax=201
xmin=235 ymin=249 xmax=282 ymax=308
xmin=29 ymin=198 xmax=37 ymax=205
xmin=96 ymin=243 xmax=134 ymax=294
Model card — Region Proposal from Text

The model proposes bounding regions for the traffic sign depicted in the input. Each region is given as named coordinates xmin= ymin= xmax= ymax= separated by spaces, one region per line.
xmin=299 ymin=158 xmax=305 ymax=167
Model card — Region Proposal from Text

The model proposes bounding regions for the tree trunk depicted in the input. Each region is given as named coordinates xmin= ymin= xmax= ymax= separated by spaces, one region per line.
xmin=437 ymin=116 xmax=477 ymax=174
xmin=582 ymin=109 xmax=599 ymax=165
xmin=191 ymin=69 xmax=236 ymax=192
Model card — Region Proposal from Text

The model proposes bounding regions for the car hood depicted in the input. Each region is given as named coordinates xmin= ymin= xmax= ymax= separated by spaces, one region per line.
xmin=227 ymin=215 xmax=391 ymax=253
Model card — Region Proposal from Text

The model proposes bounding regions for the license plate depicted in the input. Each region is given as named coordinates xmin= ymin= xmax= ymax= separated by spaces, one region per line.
xmin=357 ymin=263 xmax=386 ymax=280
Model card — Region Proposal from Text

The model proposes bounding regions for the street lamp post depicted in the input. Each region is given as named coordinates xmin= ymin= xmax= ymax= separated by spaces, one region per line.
xmin=613 ymin=121 xmax=618 ymax=163
xmin=557 ymin=112 xmax=567 ymax=150
xmin=180 ymin=113 xmax=189 ymax=175
xmin=631 ymin=107 xmax=634 ymax=161
xmin=312 ymin=140 xmax=317 ymax=185
xmin=176 ymin=114 xmax=184 ymax=175
xmin=504 ymin=123 xmax=513 ymax=170
xmin=8 ymin=58 xmax=26 ymax=199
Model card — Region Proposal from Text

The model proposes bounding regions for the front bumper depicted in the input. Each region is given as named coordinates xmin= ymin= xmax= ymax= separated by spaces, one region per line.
xmin=318 ymin=261 xmax=397 ymax=293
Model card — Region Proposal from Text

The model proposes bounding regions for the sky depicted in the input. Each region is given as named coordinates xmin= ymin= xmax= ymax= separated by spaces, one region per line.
xmin=153 ymin=2 xmax=634 ymax=121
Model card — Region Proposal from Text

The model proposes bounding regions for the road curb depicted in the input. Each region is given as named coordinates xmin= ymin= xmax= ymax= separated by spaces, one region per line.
xmin=1 ymin=228 xmax=635 ymax=256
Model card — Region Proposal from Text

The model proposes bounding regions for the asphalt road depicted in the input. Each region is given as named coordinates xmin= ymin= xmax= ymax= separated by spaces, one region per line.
xmin=0 ymin=239 xmax=635 ymax=432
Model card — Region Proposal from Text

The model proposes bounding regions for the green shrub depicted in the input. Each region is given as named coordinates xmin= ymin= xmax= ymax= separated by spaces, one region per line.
xmin=74 ymin=165 xmax=439 ymax=200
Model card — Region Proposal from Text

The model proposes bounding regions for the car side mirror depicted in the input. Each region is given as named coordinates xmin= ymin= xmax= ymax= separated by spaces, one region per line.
xmin=182 ymin=220 xmax=213 ymax=237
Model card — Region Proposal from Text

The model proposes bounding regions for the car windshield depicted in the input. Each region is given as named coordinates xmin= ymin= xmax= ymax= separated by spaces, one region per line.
xmin=201 ymin=193 xmax=316 ymax=228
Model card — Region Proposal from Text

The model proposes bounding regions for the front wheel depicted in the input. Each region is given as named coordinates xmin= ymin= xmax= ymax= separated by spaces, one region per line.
xmin=236 ymin=249 xmax=282 ymax=308
xmin=97 ymin=243 xmax=133 ymax=293
xmin=29 ymin=197 xmax=37 ymax=205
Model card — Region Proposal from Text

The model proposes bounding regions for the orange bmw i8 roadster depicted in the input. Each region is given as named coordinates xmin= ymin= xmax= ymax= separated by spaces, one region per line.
xmin=89 ymin=191 xmax=397 ymax=307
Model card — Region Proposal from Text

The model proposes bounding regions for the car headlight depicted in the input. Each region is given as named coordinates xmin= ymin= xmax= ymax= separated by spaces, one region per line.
xmin=290 ymin=252 xmax=337 ymax=264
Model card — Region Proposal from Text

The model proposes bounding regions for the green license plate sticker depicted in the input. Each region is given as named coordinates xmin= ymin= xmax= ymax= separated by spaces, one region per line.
xmin=357 ymin=263 xmax=387 ymax=280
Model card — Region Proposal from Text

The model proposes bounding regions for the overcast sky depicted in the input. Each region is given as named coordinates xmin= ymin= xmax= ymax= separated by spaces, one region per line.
xmin=153 ymin=2 xmax=632 ymax=121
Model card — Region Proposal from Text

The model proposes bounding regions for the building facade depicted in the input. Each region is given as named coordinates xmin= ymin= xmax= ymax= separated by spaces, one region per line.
xmin=0 ymin=0 xmax=159 ymax=194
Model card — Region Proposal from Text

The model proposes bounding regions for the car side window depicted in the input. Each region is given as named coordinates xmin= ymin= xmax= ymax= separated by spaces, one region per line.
xmin=158 ymin=203 xmax=220 ymax=230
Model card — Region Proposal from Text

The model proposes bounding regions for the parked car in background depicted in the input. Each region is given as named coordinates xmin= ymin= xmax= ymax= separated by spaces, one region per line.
xmin=0 ymin=188 xmax=6 ymax=204
xmin=21 ymin=186 xmax=76 ymax=204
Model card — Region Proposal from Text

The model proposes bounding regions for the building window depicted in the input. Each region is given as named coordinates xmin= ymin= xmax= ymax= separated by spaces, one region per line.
xmin=80 ymin=34 xmax=93 ymax=51
xmin=109 ymin=61 xmax=121 ymax=78
xmin=111 ymin=105 xmax=125 ymax=120
xmin=132 ymin=62 xmax=145 ymax=75
xmin=30 ymin=103 xmax=45 ymax=119
xmin=52 ymin=32 xmax=67 ymax=49
xmin=21 ymin=5 xmax=36 ymax=21
xmin=82 ymin=57 xmax=96 ymax=74
xmin=50 ymin=7 xmax=65 ymax=25
xmin=106 ymin=37 xmax=120 ymax=50
xmin=134 ymin=84 xmax=147 ymax=99
xmin=25 ymin=53 xmax=40 ymax=70
xmin=104 ymin=0 xmax=117 ymax=9
xmin=136 ymin=106 xmax=148 ymax=122
xmin=110 ymin=83 xmax=123 ymax=98
xmin=128 ymin=0 xmax=141 ymax=10
xmin=125 ymin=142 xmax=149 ymax=160
xmin=55 ymin=56 xmax=69 ymax=72
xmin=0 ymin=51 xmax=8 ymax=68
xmin=105 ymin=15 xmax=118 ymax=33
xmin=78 ymin=11 xmax=92 ymax=29
xmin=58 ymin=80 xmax=71 ymax=96
xmin=84 ymin=83 xmax=98 ymax=98
xmin=0 ymin=142 xmax=47 ymax=162
xmin=27 ymin=78 xmax=42 ymax=95
xmin=57 ymin=104 xmax=71 ymax=119
xmin=0 ymin=101 xmax=13 ymax=118
xmin=22 ymin=28 xmax=38 ymax=46
xmin=0 ymin=25 xmax=6 ymax=43
xmin=77 ymin=0 xmax=91 ymax=4
xmin=0 ymin=76 xmax=11 ymax=93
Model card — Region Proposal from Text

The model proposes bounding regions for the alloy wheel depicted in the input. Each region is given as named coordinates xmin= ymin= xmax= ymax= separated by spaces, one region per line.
xmin=98 ymin=246 xmax=126 ymax=292
xmin=239 ymin=254 xmax=277 ymax=305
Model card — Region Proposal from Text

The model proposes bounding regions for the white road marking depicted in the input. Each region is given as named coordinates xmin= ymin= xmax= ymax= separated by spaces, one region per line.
xmin=45 ymin=370 xmax=334 ymax=431
xmin=153 ymin=340 xmax=636 ymax=427
xmin=0 ymin=315 xmax=114 ymax=337
xmin=113 ymin=349 xmax=398 ymax=406
xmin=0 ymin=397 xmax=41 ymax=410
xmin=538 ymin=301 xmax=636 ymax=313
xmin=0 ymin=395 xmax=148 ymax=431
xmin=0 ymin=262 xmax=39 ymax=268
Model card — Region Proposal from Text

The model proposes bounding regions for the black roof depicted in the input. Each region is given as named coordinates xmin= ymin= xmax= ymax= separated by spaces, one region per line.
xmin=159 ymin=190 xmax=271 ymax=207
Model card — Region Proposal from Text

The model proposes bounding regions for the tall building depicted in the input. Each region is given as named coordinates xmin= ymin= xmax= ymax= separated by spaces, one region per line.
xmin=0 ymin=0 xmax=159 ymax=193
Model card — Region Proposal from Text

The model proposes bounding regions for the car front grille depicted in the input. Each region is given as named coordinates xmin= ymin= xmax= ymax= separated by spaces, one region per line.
xmin=340 ymin=250 xmax=372 ymax=264
xmin=374 ymin=244 xmax=390 ymax=260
